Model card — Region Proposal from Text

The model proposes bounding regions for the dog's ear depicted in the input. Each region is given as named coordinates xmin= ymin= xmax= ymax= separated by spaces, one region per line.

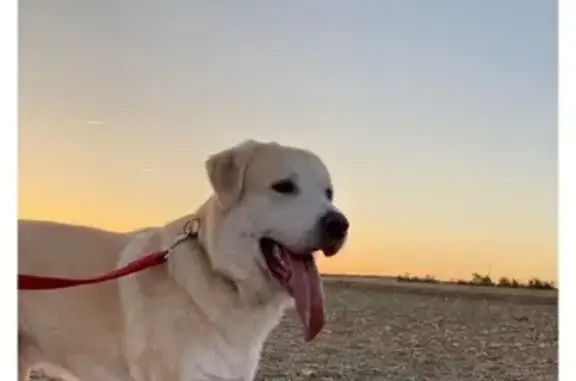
xmin=205 ymin=140 xmax=260 ymax=210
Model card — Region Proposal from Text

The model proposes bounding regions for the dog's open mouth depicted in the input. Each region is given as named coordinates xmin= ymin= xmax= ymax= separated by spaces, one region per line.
xmin=259 ymin=237 xmax=325 ymax=341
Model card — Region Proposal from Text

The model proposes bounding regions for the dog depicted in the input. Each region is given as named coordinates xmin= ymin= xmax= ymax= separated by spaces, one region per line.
xmin=18 ymin=139 xmax=349 ymax=381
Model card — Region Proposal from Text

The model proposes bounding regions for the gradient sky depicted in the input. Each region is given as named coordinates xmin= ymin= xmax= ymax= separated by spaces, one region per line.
xmin=18 ymin=0 xmax=557 ymax=282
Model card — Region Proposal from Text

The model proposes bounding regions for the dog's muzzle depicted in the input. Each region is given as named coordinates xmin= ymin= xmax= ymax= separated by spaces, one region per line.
xmin=318 ymin=210 xmax=349 ymax=256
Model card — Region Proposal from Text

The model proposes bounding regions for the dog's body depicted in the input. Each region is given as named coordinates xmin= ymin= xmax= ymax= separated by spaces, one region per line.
xmin=18 ymin=140 xmax=349 ymax=381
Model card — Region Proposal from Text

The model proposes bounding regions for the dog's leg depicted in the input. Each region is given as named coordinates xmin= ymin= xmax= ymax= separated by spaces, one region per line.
xmin=18 ymin=333 xmax=81 ymax=381
xmin=33 ymin=363 xmax=82 ymax=381
xmin=18 ymin=333 xmax=44 ymax=381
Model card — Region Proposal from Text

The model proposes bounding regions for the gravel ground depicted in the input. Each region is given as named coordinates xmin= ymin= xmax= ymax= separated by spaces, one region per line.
xmin=28 ymin=279 xmax=558 ymax=381
xmin=257 ymin=280 xmax=558 ymax=381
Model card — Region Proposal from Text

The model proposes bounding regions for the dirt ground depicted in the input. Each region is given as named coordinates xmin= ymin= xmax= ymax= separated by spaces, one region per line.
xmin=257 ymin=278 xmax=558 ymax=381
xmin=30 ymin=277 xmax=558 ymax=381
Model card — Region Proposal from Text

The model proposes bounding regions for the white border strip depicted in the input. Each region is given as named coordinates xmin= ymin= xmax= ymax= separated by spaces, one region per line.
xmin=0 ymin=0 xmax=18 ymax=380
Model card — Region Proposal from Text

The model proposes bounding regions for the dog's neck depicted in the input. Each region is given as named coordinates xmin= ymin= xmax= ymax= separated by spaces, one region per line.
xmin=160 ymin=197 xmax=289 ymax=366
xmin=162 ymin=198 xmax=237 ymax=311
xmin=162 ymin=195 xmax=221 ymax=255
xmin=163 ymin=196 xmax=289 ymax=319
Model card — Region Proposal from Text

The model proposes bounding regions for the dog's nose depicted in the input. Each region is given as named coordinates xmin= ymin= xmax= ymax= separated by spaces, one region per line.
xmin=321 ymin=211 xmax=349 ymax=240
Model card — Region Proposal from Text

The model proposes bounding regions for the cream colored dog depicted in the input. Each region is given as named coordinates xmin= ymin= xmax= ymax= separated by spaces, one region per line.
xmin=18 ymin=140 xmax=349 ymax=381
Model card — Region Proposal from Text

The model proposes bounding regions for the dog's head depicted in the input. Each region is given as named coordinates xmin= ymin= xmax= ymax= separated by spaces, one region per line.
xmin=201 ymin=139 xmax=349 ymax=340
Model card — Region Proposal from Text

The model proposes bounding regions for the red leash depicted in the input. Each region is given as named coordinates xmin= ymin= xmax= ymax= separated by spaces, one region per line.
xmin=18 ymin=250 xmax=169 ymax=290
xmin=18 ymin=223 xmax=197 ymax=291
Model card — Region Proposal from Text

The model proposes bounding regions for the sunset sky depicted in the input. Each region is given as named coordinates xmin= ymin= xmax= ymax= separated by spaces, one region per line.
xmin=18 ymin=1 xmax=557 ymax=282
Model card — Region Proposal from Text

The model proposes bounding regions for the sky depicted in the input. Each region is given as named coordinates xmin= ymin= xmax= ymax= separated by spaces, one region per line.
xmin=18 ymin=0 xmax=557 ymax=282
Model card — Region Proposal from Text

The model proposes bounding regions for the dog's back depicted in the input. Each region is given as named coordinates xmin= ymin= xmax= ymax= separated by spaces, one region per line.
xmin=18 ymin=220 xmax=128 ymax=279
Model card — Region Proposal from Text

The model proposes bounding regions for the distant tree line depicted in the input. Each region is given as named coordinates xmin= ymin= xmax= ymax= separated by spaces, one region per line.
xmin=395 ymin=272 xmax=556 ymax=290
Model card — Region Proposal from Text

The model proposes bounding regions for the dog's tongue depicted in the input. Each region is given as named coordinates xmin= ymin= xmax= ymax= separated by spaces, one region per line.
xmin=286 ymin=253 xmax=324 ymax=341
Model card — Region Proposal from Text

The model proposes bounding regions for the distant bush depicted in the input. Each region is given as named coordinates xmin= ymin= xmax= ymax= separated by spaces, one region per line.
xmin=395 ymin=273 xmax=410 ymax=282
xmin=496 ymin=277 xmax=521 ymax=288
xmin=423 ymin=275 xmax=440 ymax=284
xmin=396 ymin=273 xmax=440 ymax=284
xmin=497 ymin=276 xmax=512 ymax=287
xmin=527 ymin=277 xmax=555 ymax=290
xmin=395 ymin=272 xmax=556 ymax=290
xmin=471 ymin=272 xmax=494 ymax=287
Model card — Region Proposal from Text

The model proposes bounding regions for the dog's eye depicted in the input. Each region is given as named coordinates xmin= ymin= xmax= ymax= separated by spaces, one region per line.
xmin=271 ymin=179 xmax=297 ymax=195
xmin=325 ymin=187 xmax=333 ymax=201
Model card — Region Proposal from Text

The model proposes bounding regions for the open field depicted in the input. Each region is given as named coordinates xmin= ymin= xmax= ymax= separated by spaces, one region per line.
xmin=256 ymin=277 xmax=557 ymax=381
xmin=30 ymin=276 xmax=558 ymax=381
